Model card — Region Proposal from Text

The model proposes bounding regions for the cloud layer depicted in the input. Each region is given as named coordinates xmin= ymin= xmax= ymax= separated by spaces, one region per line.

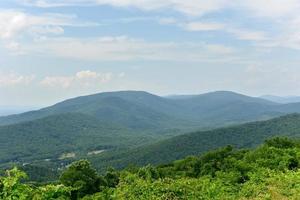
xmin=0 ymin=71 xmax=35 ymax=87
xmin=1 ymin=0 xmax=300 ymax=106
xmin=40 ymin=70 xmax=113 ymax=88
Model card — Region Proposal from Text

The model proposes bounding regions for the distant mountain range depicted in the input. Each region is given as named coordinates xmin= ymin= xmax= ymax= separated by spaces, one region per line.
xmin=2 ymin=90 xmax=300 ymax=172
xmin=0 ymin=90 xmax=298 ymax=129
xmin=0 ymin=106 xmax=40 ymax=117
xmin=260 ymin=95 xmax=300 ymax=104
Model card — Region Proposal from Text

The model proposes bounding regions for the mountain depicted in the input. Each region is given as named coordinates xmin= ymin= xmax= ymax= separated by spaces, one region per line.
xmin=0 ymin=91 xmax=286 ymax=129
xmin=261 ymin=95 xmax=300 ymax=104
xmin=3 ymin=90 xmax=300 ymax=169
xmin=0 ymin=106 xmax=40 ymax=117
xmin=0 ymin=91 xmax=191 ymax=130
xmin=168 ymin=91 xmax=281 ymax=126
xmin=90 ymin=114 xmax=300 ymax=171
xmin=0 ymin=113 xmax=158 ymax=166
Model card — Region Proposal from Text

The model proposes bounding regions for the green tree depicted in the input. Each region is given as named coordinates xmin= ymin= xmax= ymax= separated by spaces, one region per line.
xmin=59 ymin=160 xmax=102 ymax=199
xmin=104 ymin=167 xmax=119 ymax=188
xmin=0 ymin=167 xmax=33 ymax=200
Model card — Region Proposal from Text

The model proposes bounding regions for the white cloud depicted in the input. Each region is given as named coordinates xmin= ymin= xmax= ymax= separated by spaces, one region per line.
xmin=238 ymin=0 xmax=300 ymax=18
xmin=0 ymin=9 xmax=98 ymax=52
xmin=13 ymin=0 xmax=300 ymax=52
xmin=0 ymin=10 xmax=68 ymax=39
xmin=40 ymin=70 xmax=113 ymax=88
xmin=22 ymin=0 xmax=299 ymax=18
xmin=170 ymin=0 xmax=229 ymax=16
xmin=227 ymin=28 xmax=267 ymax=41
xmin=181 ymin=21 xmax=268 ymax=42
xmin=20 ymin=0 xmax=76 ymax=7
xmin=205 ymin=44 xmax=234 ymax=54
xmin=158 ymin=17 xmax=177 ymax=25
xmin=20 ymin=0 xmax=300 ymax=20
xmin=21 ymin=0 xmax=229 ymax=16
xmin=183 ymin=22 xmax=225 ymax=31
xmin=29 ymin=26 xmax=65 ymax=35
xmin=0 ymin=72 xmax=35 ymax=87
xmin=23 ymin=35 xmax=236 ymax=62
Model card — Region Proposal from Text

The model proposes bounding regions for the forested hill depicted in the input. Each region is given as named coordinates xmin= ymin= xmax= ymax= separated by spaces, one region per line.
xmin=0 ymin=113 xmax=157 ymax=165
xmin=3 ymin=91 xmax=300 ymax=175
xmin=1 ymin=90 xmax=299 ymax=129
xmin=1 ymin=137 xmax=300 ymax=199
xmin=90 ymin=114 xmax=300 ymax=171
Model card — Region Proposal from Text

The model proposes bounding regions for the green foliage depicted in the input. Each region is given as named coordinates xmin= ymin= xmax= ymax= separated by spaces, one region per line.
xmin=0 ymin=112 xmax=159 ymax=172
xmin=265 ymin=137 xmax=299 ymax=149
xmin=3 ymin=90 xmax=300 ymax=175
xmin=90 ymin=114 xmax=300 ymax=172
xmin=137 ymin=165 xmax=160 ymax=181
xmin=111 ymin=175 xmax=234 ymax=200
xmin=0 ymin=167 xmax=33 ymax=200
xmin=0 ymin=167 xmax=71 ymax=199
xmin=33 ymin=184 xmax=71 ymax=200
xmin=103 ymin=168 xmax=119 ymax=188
xmin=59 ymin=160 xmax=102 ymax=198
xmin=1 ymin=137 xmax=300 ymax=199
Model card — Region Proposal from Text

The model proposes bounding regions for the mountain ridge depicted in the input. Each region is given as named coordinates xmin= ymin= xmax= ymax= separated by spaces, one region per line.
xmin=0 ymin=90 xmax=287 ymax=128
xmin=90 ymin=113 xmax=300 ymax=171
xmin=2 ymin=90 xmax=300 ymax=169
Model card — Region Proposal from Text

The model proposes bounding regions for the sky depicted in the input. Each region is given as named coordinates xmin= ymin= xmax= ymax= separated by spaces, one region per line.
xmin=1 ymin=0 xmax=300 ymax=106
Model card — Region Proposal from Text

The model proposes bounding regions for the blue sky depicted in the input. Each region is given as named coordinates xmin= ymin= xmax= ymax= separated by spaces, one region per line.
xmin=1 ymin=0 xmax=300 ymax=106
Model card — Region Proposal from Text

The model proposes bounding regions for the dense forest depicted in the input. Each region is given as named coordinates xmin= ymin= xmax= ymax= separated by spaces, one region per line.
xmin=1 ymin=91 xmax=300 ymax=199
xmin=3 ymin=90 xmax=300 ymax=176
xmin=90 ymin=114 xmax=300 ymax=172
xmin=1 ymin=137 xmax=299 ymax=199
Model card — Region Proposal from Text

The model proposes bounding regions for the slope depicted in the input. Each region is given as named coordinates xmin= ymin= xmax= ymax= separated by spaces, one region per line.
xmin=0 ymin=113 xmax=156 ymax=165
xmin=90 ymin=114 xmax=300 ymax=171
xmin=0 ymin=91 xmax=285 ymax=130
xmin=0 ymin=91 xmax=190 ymax=130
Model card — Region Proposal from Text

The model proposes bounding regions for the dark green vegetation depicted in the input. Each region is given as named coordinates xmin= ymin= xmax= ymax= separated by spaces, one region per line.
xmin=0 ymin=113 xmax=159 ymax=168
xmin=3 ymin=91 xmax=300 ymax=179
xmin=1 ymin=137 xmax=300 ymax=199
xmin=90 ymin=113 xmax=300 ymax=171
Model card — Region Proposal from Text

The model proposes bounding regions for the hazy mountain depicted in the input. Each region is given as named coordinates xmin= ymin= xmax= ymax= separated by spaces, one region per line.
xmin=165 ymin=94 xmax=198 ymax=99
xmin=0 ymin=91 xmax=286 ymax=129
xmin=261 ymin=95 xmax=300 ymax=104
xmin=90 ymin=114 xmax=300 ymax=171
xmin=0 ymin=106 xmax=40 ymax=117
xmin=169 ymin=91 xmax=280 ymax=126
xmin=0 ymin=91 xmax=189 ymax=130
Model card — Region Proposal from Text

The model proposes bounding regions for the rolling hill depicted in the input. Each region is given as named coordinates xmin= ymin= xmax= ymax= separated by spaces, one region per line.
xmin=0 ymin=91 xmax=191 ymax=130
xmin=3 ymin=90 xmax=300 ymax=170
xmin=90 ymin=114 xmax=300 ymax=171
xmin=0 ymin=113 xmax=158 ymax=166
xmin=0 ymin=90 xmax=292 ymax=129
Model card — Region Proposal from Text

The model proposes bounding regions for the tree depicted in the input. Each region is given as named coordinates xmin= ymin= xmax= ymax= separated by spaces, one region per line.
xmin=0 ymin=167 xmax=33 ymax=199
xmin=104 ymin=167 xmax=119 ymax=188
xmin=59 ymin=160 xmax=102 ymax=199
xmin=265 ymin=137 xmax=297 ymax=149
